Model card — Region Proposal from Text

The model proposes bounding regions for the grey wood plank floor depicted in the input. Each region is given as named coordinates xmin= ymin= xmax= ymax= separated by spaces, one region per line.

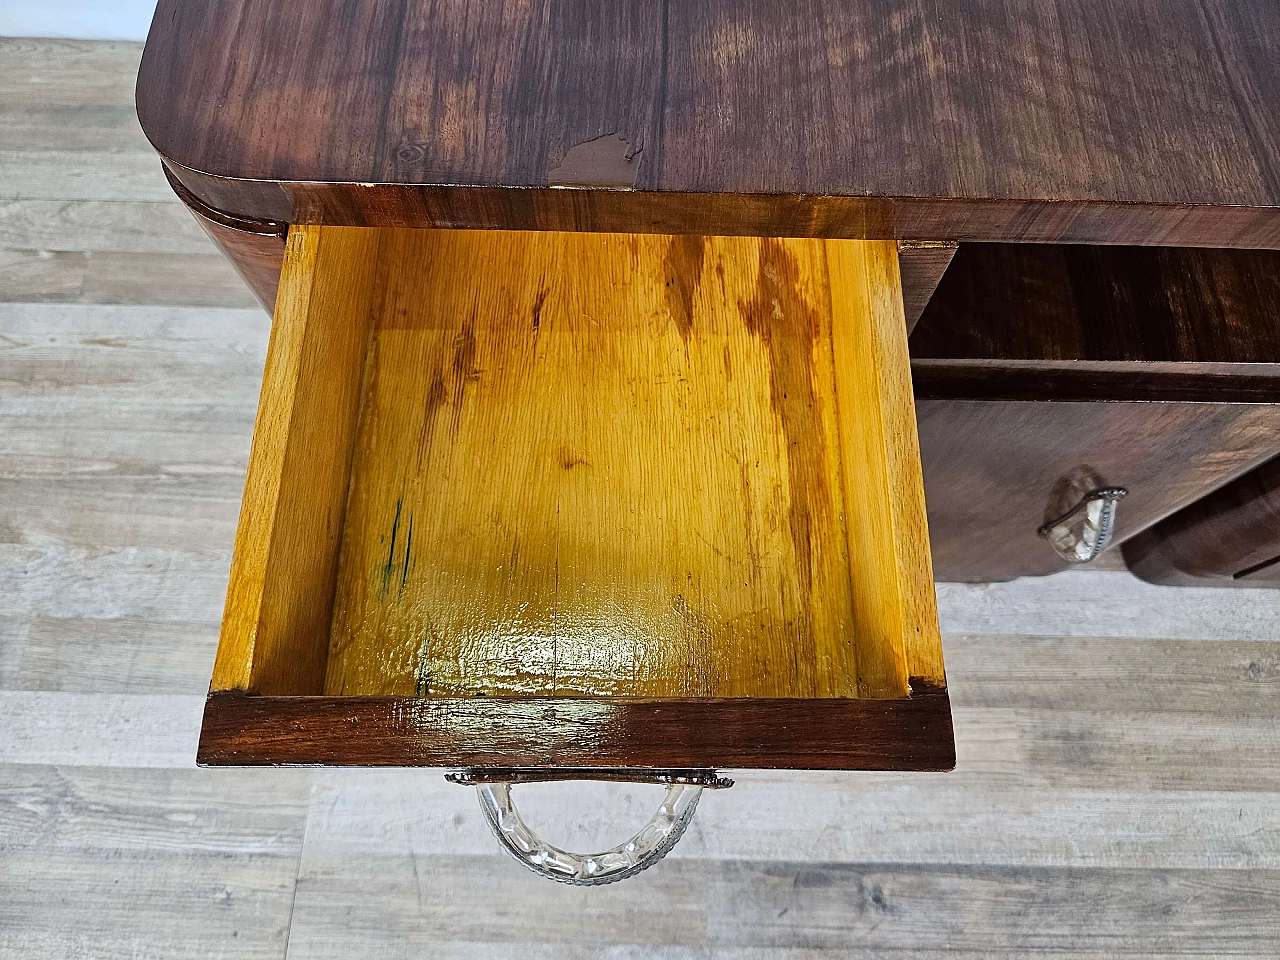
xmin=0 ymin=37 xmax=1277 ymax=959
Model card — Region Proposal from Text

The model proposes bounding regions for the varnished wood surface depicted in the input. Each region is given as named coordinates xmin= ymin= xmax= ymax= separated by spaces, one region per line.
xmin=912 ymin=241 xmax=1280 ymax=582
xmin=1124 ymin=454 xmax=1280 ymax=587
xmin=6 ymin=42 xmax=1280 ymax=958
xmin=165 ymin=167 xmax=286 ymax=312
xmin=137 ymin=1 xmax=1280 ymax=245
xmin=323 ymin=229 xmax=865 ymax=699
xmin=828 ymin=240 xmax=943 ymax=689
xmin=197 ymin=688 xmax=956 ymax=770
xmin=219 ymin=226 xmax=938 ymax=704
xmin=212 ymin=227 xmax=381 ymax=695
xmin=917 ymin=400 xmax=1280 ymax=583
xmin=898 ymin=242 xmax=956 ymax=334
xmin=912 ymin=244 xmax=1280 ymax=363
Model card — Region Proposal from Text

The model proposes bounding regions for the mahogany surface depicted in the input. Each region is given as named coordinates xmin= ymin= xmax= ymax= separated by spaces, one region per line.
xmin=166 ymin=167 xmax=286 ymax=312
xmin=911 ymin=243 xmax=1280 ymax=582
xmin=911 ymin=245 xmax=1280 ymax=363
xmin=917 ymin=399 xmax=1280 ymax=582
xmin=198 ymin=686 xmax=956 ymax=770
xmin=136 ymin=0 xmax=1280 ymax=245
xmin=1124 ymin=455 xmax=1280 ymax=587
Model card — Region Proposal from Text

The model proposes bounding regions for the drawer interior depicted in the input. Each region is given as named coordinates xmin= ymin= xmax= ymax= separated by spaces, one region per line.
xmin=202 ymin=225 xmax=950 ymax=769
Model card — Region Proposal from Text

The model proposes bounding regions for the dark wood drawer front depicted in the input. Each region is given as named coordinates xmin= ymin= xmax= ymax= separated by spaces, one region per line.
xmin=1124 ymin=455 xmax=1280 ymax=587
xmin=917 ymin=400 xmax=1280 ymax=582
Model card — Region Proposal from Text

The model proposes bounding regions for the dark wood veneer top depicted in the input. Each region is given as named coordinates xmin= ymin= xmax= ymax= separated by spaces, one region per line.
xmin=136 ymin=0 xmax=1280 ymax=244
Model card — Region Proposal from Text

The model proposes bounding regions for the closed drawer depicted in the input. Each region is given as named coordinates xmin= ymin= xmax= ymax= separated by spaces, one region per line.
xmin=199 ymin=226 xmax=953 ymax=771
xmin=914 ymin=383 xmax=1280 ymax=582
xmin=1124 ymin=454 xmax=1280 ymax=587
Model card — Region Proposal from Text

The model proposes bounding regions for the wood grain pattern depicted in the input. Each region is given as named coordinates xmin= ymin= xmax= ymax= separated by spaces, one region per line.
xmin=212 ymin=226 xmax=381 ymax=694
xmin=898 ymin=242 xmax=956 ymax=334
xmin=917 ymin=400 xmax=1280 ymax=583
xmin=9 ymin=42 xmax=1280 ymax=957
xmin=1124 ymin=454 xmax=1280 ymax=587
xmin=273 ymin=228 xmax=939 ymax=702
xmin=198 ymin=687 xmax=955 ymax=770
xmin=828 ymin=240 xmax=942 ymax=692
xmin=911 ymin=244 xmax=1280 ymax=363
xmin=166 ymin=167 xmax=286 ymax=312
xmin=0 ymin=765 xmax=311 ymax=960
xmin=912 ymin=242 xmax=1280 ymax=582
xmin=324 ymin=230 xmax=865 ymax=699
xmin=136 ymin=0 xmax=1280 ymax=245
xmin=284 ymin=857 xmax=1280 ymax=958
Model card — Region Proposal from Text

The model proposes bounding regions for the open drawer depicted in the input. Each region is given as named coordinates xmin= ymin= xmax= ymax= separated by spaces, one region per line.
xmin=199 ymin=226 xmax=952 ymax=772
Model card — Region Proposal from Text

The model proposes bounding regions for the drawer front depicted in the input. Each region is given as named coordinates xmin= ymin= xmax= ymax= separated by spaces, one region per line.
xmin=1124 ymin=454 xmax=1280 ymax=587
xmin=918 ymin=399 xmax=1280 ymax=582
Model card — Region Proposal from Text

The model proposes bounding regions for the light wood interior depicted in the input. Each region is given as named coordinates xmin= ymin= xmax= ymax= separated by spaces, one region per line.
xmin=211 ymin=226 xmax=942 ymax=699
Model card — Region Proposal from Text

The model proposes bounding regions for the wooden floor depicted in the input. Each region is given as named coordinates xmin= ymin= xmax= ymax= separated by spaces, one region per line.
xmin=1 ymin=38 xmax=1278 ymax=958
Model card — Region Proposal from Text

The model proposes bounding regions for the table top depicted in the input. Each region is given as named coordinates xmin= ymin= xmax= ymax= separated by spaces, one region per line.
xmin=136 ymin=0 xmax=1280 ymax=246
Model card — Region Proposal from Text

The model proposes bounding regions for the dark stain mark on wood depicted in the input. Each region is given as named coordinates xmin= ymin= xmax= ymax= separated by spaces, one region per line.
xmin=740 ymin=240 xmax=829 ymax=600
xmin=414 ymin=372 xmax=448 ymax=473
xmin=401 ymin=513 xmax=413 ymax=591
xmin=663 ymin=235 xmax=706 ymax=344
xmin=381 ymin=498 xmax=402 ymax=599
xmin=531 ymin=285 xmax=548 ymax=337
xmin=548 ymin=134 xmax=641 ymax=188
xmin=449 ymin=318 xmax=479 ymax=433
xmin=557 ymin=446 xmax=588 ymax=470
xmin=452 ymin=320 xmax=479 ymax=384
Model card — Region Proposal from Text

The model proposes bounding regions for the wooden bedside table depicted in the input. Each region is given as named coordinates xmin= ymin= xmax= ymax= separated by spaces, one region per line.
xmin=135 ymin=0 xmax=1279 ymax=882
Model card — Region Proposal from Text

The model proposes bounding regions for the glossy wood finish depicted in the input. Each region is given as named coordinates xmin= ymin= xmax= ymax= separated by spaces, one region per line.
xmin=911 ymin=244 xmax=1280 ymax=363
xmin=1124 ymin=455 xmax=1280 ymax=587
xmin=157 ymin=177 xmax=959 ymax=322
xmin=198 ymin=687 xmax=955 ymax=769
xmin=917 ymin=399 xmax=1280 ymax=582
xmin=912 ymin=243 xmax=1280 ymax=582
xmin=207 ymin=223 xmax=948 ymax=767
xmin=325 ymin=228 xmax=868 ymax=699
xmin=165 ymin=167 xmax=286 ymax=312
xmin=12 ymin=44 xmax=1280 ymax=955
xmin=212 ymin=227 xmax=382 ymax=696
xmin=136 ymin=1 xmax=1280 ymax=245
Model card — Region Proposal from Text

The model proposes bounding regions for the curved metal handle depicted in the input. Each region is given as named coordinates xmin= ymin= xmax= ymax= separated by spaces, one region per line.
xmin=1038 ymin=486 xmax=1128 ymax=563
xmin=475 ymin=780 xmax=702 ymax=885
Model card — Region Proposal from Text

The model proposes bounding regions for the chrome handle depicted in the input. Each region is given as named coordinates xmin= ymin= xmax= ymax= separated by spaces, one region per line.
xmin=1038 ymin=486 xmax=1127 ymax=564
xmin=448 ymin=769 xmax=731 ymax=886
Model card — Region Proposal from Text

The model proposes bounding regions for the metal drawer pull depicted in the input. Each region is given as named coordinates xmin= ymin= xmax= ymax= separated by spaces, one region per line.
xmin=448 ymin=769 xmax=732 ymax=885
xmin=1038 ymin=486 xmax=1128 ymax=564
